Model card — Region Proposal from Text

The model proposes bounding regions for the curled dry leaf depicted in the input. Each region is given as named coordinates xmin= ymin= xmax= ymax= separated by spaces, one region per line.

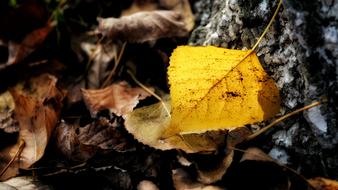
xmin=81 ymin=42 xmax=117 ymax=89
xmin=124 ymin=95 xmax=226 ymax=153
xmin=0 ymin=74 xmax=64 ymax=180
xmin=81 ymin=81 xmax=153 ymax=117
xmin=96 ymin=0 xmax=194 ymax=43
xmin=173 ymin=168 xmax=224 ymax=190
xmin=195 ymin=127 xmax=252 ymax=184
xmin=55 ymin=118 xmax=131 ymax=162
xmin=7 ymin=22 xmax=54 ymax=65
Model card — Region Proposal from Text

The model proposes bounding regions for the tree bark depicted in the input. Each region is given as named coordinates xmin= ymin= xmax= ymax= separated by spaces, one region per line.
xmin=190 ymin=0 xmax=338 ymax=179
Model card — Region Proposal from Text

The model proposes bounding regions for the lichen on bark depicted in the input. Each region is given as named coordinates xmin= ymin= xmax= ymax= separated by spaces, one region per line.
xmin=190 ymin=0 xmax=338 ymax=179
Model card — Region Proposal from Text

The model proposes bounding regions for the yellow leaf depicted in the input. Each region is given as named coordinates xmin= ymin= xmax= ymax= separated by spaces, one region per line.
xmin=124 ymin=95 xmax=226 ymax=153
xmin=163 ymin=46 xmax=280 ymax=137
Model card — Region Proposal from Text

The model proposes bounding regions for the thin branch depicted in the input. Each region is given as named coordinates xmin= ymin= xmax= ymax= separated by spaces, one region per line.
xmin=0 ymin=139 xmax=25 ymax=177
xmin=127 ymin=70 xmax=171 ymax=117
xmin=251 ymin=0 xmax=283 ymax=51
xmin=102 ymin=42 xmax=127 ymax=88
xmin=245 ymin=101 xmax=322 ymax=142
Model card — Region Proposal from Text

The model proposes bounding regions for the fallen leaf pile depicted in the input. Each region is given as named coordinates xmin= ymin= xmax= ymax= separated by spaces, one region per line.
xmin=0 ymin=0 xmax=336 ymax=189
xmin=0 ymin=74 xmax=64 ymax=180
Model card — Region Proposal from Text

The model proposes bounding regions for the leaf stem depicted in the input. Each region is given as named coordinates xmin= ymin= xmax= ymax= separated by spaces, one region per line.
xmin=251 ymin=0 xmax=283 ymax=51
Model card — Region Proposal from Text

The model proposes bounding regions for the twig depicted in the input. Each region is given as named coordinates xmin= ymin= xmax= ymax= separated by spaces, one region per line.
xmin=127 ymin=70 xmax=171 ymax=117
xmin=251 ymin=0 xmax=283 ymax=51
xmin=244 ymin=101 xmax=322 ymax=142
xmin=102 ymin=42 xmax=127 ymax=88
xmin=0 ymin=139 xmax=25 ymax=177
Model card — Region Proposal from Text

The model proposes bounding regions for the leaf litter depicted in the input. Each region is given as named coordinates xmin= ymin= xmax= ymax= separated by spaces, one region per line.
xmin=0 ymin=74 xmax=64 ymax=180
xmin=0 ymin=0 xmax=334 ymax=189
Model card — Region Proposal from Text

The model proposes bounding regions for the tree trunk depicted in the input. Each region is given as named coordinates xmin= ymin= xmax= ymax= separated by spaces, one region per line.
xmin=190 ymin=0 xmax=338 ymax=179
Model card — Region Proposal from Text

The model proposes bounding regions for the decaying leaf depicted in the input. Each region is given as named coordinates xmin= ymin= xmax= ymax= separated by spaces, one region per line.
xmin=54 ymin=121 xmax=95 ymax=162
xmin=55 ymin=117 xmax=131 ymax=162
xmin=7 ymin=22 xmax=54 ymax=65
xmin=172 ymin=168 xmax=224 ymax=190
xmin=81 ymin=42 xmax=117 ymax=89
xmin=96 ymin=0 xmax=194 ymax=43
xmin=0 ymin=91 xmax=18 ymax=133
xmin=196 ymin=127 xmax=252 ymax=184
xmin=79 ymin=117 xmax=130 ymax=151
xmin=308 ymin=177 xmax=338 ymax=190
xmin=124 ymin=95 xmax=226 ymax=153
xmin=0 ymin=74 xmax=64 ymax=180
xmin=82 ymin=81 xmax=153 ymax=117
xmin=164 ymin=46 xmax=280 ymax=136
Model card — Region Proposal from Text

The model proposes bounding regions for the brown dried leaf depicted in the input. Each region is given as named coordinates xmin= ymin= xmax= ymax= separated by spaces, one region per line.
xmin=0 ymin=74 xmax=64 ymax=180
xmin=81 ymin=42 xmax=117 ymax=89
xmin=54 ymin=121 xmax=96 ymax=162
xmin=173 ymin=168 xmax=224 ymax=190
xmin=96 ymin=0 xmax=194 ymax=43
xmin=196 ymin=127 xmax=252 ymax=184
xmin=65 ymin=79 xmax=85 ymax=105
xmin=79 ymin=118 xmax=130 ymax=151
xmin=308 ymin=177 xmax=338 ymax=190
xmin=7 ymin=22 xmax=54 ymax=65
xmin=196 ymin=151 xmax=234 ymax=185
xmin=55 ymin=118 xmax=131 ymax=162
xmin=81 ymin=81 xmax=153 ymax=117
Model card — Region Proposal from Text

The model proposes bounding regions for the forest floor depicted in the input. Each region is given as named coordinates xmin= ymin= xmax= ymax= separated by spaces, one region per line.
xmin=0 ymin=1 xmax=337 ymax=190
